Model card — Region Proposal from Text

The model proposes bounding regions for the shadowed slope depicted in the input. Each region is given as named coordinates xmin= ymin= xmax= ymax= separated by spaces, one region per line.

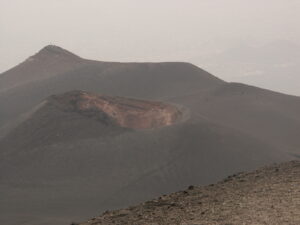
xmin=171 ymin=82 xmax=300 ymax=156
xmin=0 ymin=90 xmax=291 ymax=225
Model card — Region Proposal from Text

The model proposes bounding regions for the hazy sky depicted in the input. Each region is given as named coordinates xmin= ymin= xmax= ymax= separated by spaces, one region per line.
xmin=1 ymin=0 xmax=300 ymax=74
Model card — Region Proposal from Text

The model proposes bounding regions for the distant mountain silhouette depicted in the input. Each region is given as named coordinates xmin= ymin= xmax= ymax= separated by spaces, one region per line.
xmin=0 ymin=46 xmax=299 ymax=225
xmin=200 ymin=40 xmax=300 ymax=96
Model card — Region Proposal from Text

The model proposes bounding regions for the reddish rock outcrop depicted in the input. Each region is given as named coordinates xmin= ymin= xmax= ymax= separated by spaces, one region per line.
xmin=49 ymin=91 xmax=182 ymax=129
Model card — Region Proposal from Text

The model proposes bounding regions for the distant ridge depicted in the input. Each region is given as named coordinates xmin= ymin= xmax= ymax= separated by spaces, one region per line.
xmin=0 ymin=45 xmax=223 ymax=94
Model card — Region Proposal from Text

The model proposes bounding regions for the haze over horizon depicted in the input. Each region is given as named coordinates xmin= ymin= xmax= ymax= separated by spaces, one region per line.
xmin=1 ymin=0 xmax=300 ymax=95
xmin=1 ymin=2 xmax=300 ymax=224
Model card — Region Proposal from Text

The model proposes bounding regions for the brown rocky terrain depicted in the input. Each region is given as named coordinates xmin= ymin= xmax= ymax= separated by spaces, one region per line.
xmin=80 ymin=160 xmax=300 ymax=225
xmin=50 ymin=90 xmax=182 ymax=129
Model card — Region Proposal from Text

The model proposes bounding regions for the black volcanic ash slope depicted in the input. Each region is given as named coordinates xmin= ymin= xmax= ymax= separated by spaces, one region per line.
xmin=0 ymin=90 xmax=292 ymax=225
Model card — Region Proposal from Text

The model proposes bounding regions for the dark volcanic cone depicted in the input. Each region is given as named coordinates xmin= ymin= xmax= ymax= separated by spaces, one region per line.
xmin=0 ymin=91 xmax=182 ymax=153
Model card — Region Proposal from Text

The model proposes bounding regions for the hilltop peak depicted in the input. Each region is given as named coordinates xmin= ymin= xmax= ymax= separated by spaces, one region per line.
xmin=33 ymin=45 xmax=81 ymax=59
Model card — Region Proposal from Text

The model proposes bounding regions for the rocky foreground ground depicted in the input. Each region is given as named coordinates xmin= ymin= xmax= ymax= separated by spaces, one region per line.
xmin=79 ymin=160 xmax=300 ymax=225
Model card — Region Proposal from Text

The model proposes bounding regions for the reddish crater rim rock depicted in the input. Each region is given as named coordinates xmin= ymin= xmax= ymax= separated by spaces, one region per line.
xmin=48 ymin=90 xmax=182 ymax=129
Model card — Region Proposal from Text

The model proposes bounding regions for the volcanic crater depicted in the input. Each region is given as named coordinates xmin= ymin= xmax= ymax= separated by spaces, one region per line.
xmin=49 ymin=90 xmax=183 ymax=129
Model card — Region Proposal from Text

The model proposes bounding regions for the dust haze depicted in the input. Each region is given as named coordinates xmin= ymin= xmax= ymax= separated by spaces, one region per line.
xmin=1 ymin=0 xmax=300 ymax=95
xmin=1 ymin=2 xmax=300 ymax=225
